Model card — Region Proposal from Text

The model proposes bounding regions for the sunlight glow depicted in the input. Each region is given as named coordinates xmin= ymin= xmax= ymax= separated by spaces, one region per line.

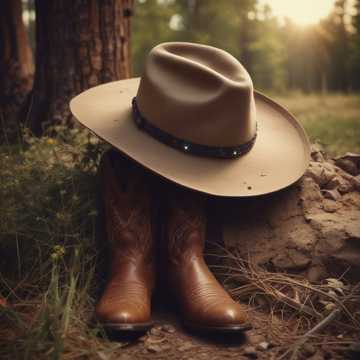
xmin=258 ymin=0 xmax=337 ymax=25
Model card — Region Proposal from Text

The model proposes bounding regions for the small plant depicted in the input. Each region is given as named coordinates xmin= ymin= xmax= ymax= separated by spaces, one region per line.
xmin=0 ymin=125 xmax=115 ymax=358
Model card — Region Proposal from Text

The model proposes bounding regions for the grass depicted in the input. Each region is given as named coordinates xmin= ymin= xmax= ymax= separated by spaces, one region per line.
xmin=0 ymin=93 xmax=359 ymax=359
xmin=273 ymin=92 xmax=360 ymax=155
xmin=0 ymin=126 xmax=112 ymax=358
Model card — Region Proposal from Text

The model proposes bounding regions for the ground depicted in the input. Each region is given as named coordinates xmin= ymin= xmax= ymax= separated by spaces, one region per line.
xmin=0 ymin=93 xmax=359 ymax=359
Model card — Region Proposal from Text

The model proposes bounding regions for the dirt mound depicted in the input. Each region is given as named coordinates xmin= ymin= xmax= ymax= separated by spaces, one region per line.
xmin=220 ymin=146 xmax=360 ymax=282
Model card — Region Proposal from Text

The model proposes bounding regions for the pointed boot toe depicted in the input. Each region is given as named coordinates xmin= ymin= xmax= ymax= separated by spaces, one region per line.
xmin=96 ymin=305 xmax=153 ymax=332
xmin=183 ymin=299 xmax=252 ymax=333
xmin=224 ymin=304 xmax=250 ymax=325
xmin=207 ymin=303 xmax=252 ymax=332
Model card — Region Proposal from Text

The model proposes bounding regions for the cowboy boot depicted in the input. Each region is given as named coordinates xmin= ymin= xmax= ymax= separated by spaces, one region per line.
xmin=95 ymin=150 xmax=156 ymax=332
xmin=163 ymin=186 xmax=251 ymax=333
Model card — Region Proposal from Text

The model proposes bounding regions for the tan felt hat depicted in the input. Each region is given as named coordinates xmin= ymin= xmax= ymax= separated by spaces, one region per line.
xmin=70 ymin=42 xmax=310 ymax=197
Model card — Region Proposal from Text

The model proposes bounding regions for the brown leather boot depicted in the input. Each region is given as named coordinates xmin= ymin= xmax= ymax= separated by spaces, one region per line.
xmin=95 ymin=150 xmax=156 ymax=332
xmin=163 ymin=186 xmax=251 ymax=333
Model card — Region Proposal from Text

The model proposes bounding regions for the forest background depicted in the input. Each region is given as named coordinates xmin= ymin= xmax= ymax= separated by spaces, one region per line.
xmin=17 ymin=0 xmax=360 ymax=154
xmin=22 ymin=0 xmax=360 ymax=93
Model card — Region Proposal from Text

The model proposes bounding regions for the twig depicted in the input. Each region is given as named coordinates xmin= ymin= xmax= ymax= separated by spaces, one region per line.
xmin=279 ymin=308 xmax=341 ymax=360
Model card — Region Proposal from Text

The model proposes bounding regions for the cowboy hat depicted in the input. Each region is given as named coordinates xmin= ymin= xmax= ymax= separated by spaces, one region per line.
xmin=70 ymin=42 xmax=310 ymax=197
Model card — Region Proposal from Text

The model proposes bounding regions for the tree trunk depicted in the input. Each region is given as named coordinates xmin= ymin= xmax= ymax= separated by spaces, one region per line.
xmin=0 ymin=0 xmax=34 ymax=141
xmin=27 ymin=0 xmax=133 ymax=135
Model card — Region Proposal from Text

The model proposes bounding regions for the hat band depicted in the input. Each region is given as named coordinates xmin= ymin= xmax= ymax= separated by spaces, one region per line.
xmin=132 ymin=97 xmax=257 ymax=159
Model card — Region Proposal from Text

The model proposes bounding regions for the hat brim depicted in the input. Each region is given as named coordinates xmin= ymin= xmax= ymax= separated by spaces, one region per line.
xmin=70 ymin=78 xmax=310 ymax=197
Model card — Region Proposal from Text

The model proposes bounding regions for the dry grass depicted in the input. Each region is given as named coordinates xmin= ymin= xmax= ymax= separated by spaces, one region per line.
xmin=209 ymin=244 xmax=360 ymax=358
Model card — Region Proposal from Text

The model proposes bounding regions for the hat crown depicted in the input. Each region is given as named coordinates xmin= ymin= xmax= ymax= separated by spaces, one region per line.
xmin=136 ymin=42 xmax=257 ymax=147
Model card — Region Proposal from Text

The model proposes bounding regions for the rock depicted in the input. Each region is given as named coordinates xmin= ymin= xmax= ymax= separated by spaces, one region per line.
xmin=335 ymin=158 xmax=358 ymax=176
xmin=306 ymin=162 xmax=336 ymax=187
xmin=256 ymin=341 xmax=270 ymax=351
xmin=311 ymin=144 xmax=325 ymax=161
xmin=312 ymin=151 xmax=325 ymax=162
xmin=150 ymin=326 xmax=162 ymax=336
xmin=322 ymin=199 xmax=340 ymax=213
xmin=272 ymin=248 xmax=311 ymax=270
xmin=324 ymin=176 xmax=341 ymax=190
xmin=243 ymin=346 xmax=258 ymax=358
xmin=338 ymin=180 xmax=353 ymax=194
xmin=321 ymin=189 xmax=341 ymax=201
xmin=178 ymin=342 xmax=195 ymax=352
xmin=160 ymin=344 xmax=171 ymax=351
xmin=313 ymin=152 xmax=325 ymax=162
xmin=335 ymin=153 xmax=360 ymax=176
xmin=146 ymin=344 xmax=163 ymax=353
xmin=324 ymin=176 xmax=353 ymax=193
xmin=162 ymin=324 xmax=176 ymax=333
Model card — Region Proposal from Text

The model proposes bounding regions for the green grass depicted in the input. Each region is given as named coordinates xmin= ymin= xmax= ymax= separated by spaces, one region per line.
xmin=0 ymin=127 xmax=113 ymax=358
xmin=273 ymin=93 xmax=360 ymax=155
xmin=0 ymin=93 xmax=359 ymax=358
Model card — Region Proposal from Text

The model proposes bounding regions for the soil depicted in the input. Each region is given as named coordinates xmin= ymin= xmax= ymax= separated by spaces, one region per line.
xmin=220 ymin=146 xmax=360 ymax=283
xmin=97 ymin=297 xmax=358 ymax=360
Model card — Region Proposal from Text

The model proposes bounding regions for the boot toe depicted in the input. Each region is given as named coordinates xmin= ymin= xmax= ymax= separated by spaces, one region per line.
xmin=95 ymin=303 xmax=152 ymax=329
xmin=186 ymin=302 xmax=251 ymax=332
xmin=107 ymin=310 xmax=138 ymax=324
xmin=220 ymin=303 xmax=250 ymax=328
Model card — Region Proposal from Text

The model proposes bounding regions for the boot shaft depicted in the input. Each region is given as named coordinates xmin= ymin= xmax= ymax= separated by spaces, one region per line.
xmin=98 ymin=150 xmax=158 ymax=270
xmin=162 ymin=185 xmax=208 ymax=266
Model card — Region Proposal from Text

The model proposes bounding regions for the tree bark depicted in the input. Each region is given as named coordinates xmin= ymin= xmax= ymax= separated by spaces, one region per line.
xmin=0 ymin=0 xmax=34 ymax=141
xmin=28 ymin=0 xmax=133 ymax=135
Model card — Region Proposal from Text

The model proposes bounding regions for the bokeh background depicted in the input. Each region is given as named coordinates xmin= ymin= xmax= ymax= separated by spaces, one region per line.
xmin=20 ymin=0 xmax=360 ymax=154
xmin=131 ymin=0 xmax=359 ymax=93
xmin=133 ymin=0 xmax=360 ymax=154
